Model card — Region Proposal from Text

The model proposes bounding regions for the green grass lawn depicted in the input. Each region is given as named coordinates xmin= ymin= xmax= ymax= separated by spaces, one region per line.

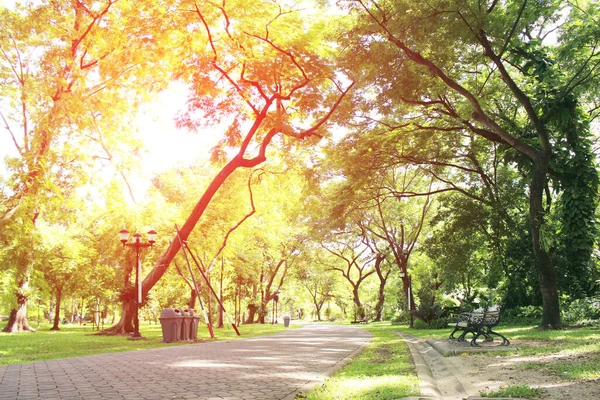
xmin=0 ymin=320 xmax=296 ymax=366
xmin=301 ymin=321 xmax=600 ymax=400
xmin=300 ymin=322 xmax=420 ymax=400
xmin=393 ymin=323 xmax=600 ymax=380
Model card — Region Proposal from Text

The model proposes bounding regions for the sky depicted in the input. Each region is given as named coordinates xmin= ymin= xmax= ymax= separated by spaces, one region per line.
xmin=126 ymin=82 xmax=220 ymax=198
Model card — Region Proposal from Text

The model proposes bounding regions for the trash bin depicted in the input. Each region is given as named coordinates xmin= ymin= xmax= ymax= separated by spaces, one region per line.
xmin=159 ymin=308 xmax=182 ymax=343
xmin=189 ymin=308 xmax=200 ymax=340
xmin=283 ymin=316 xmax=291 ymax=327
xmin=180 ymin=308 xmax=191 ymax=341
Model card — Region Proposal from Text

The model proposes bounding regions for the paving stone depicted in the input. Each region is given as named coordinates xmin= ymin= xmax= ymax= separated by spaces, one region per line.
xmin=2 ymin=324 xmax=370 ymax=400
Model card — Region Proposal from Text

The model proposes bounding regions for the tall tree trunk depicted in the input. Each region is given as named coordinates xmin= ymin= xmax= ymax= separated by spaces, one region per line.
xmin=2 ymin=278 xmax=36 ymax=333
xmin=188 ymin=289 xmax=197 ymax=309
xmin=530 ymin=159 xmax=561 ymax=328
xmin=206 ymin=274 xmax=212 ymax=325
xmin=245 ymin=304 xmax=258 ymax=324
xmin=315 ymin=301 xmax=323 ymax=321
xmin=373 ymin=282 xmax=385 ymax=322
xmin=352 ymin=286 xmax=365 ymax=320
xmin=97 ymin=300 xmax=135 ymax=335
xmin=373 ymin=255 xmax=387 ymax=322
xmin=258 ymin=303 xmax=267 ymax=324
xmin=217 ymin=261 xmax=224 ymax=328
xmin=50 ymin=286 xmax=63 ymax=331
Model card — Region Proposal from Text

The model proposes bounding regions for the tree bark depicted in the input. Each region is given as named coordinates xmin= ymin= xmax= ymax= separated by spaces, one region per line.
xmin=50 ymin=286 xmax=63 ymax=330
xmin=245 ymin=304 xmax=258 ymax=324
xmin=218 ymin=260 xmax=224 ymax=328
xmin=315 ymin=301 xmax=324 ymax=321
xmin=2 ymin=282 xmax=36 ymax=333
xmin=372 ymin=255 xmax=388 ymax=322
xmin=96 ymin=299 xmax=135 ymax=335
xmin=373 ymin=282 xmax=386 ymax=322
xmin=352 ymin=285 xmax=365 ymax=320
xmin=530 ymin=159 xmax=561 ymax=328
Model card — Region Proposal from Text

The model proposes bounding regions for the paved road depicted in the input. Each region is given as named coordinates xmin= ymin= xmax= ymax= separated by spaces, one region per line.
xmin=0 ymin=324 xmax=371 ymax=400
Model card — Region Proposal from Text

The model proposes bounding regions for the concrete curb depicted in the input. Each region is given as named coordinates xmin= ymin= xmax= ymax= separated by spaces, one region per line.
xmin=427 ymin=338 xmax=519 ymax=357
xmin=398 ymin=333 xmax=527 ymax=400
xmin=398 ymin=333 xmax=443 ymax=399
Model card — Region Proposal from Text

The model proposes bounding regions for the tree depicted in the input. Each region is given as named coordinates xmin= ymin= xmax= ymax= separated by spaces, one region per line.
xmin=344 ymin=0 xmax=600 ymax=328
xmin=105 ymin=0 xmax=352 ymax=333
xmin=0 ymin=0 xmax=172 ymax=332
xmin=321 ymin=233 xmax=377 ymax=320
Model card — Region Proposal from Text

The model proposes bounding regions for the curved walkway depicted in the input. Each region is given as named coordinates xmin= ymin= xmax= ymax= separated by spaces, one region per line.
xmin=0 ymin=324 xmax=371 ymax=400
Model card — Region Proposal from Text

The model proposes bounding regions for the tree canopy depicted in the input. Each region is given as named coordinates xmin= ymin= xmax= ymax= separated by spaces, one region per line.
xmin=1 ymin=0 xmax=599 ymax=333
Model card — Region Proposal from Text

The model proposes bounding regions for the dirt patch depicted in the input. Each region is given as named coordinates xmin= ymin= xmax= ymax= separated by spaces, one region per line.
xmin=368 ymin=346 xmax=392 ymax=363
xmin=451 ymin=342 xmax=600 ymax=398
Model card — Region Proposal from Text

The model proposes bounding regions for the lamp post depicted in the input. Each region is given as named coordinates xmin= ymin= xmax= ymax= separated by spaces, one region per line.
xmin=119 ymin=227 xmax=157 ymax=340
xmin=273 ymin=292 xmax=279 ymax=324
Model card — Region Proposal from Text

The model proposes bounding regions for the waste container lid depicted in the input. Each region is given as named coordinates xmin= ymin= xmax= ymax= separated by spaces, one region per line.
xmin=160 ymin=308 xmax=182 ymax=318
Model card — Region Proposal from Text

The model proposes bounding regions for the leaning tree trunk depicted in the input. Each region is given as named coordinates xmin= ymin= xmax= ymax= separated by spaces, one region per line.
xmin=104 ymin=152 xmax=266 ymax=334
xmin=97 ymin=300 xmax=135 ymax=335
xmin=99 ymin=43 xmax=351 ymax=334
xmin=530 ymin=159 xmax=561 ymax=329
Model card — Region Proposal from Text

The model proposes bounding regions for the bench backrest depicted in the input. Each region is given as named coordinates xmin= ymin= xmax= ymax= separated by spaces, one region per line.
xmin=482 ymin=309 xmax=501 ymax=326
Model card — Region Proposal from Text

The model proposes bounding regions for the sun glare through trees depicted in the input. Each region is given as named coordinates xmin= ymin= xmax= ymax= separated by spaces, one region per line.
xmin=1 ymin=0 xmax=599 ymax=354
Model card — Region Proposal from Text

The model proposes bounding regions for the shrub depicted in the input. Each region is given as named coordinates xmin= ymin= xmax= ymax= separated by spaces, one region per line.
xmin=428 ymin=316 xmax=452 ymax=329
xmin=391 ymin=310 xmax=411 ymax=325
xmin=412 ymin=318 xmax=429 ymax=329
xmin=562 ymin=296 xmax=600 ymax=324
xmin=502 ymin=306 xmax=543 ymax=324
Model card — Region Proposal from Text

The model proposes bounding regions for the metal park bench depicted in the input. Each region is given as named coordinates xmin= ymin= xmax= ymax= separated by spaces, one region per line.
xmin=449 ymin=306 xmax=510 ymax=346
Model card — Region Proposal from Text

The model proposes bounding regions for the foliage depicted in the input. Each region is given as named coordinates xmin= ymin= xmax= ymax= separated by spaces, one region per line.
xmin=561 ymin=296 xmax=600 ymax=324
xmin=341 ymin=0 xmax=600 ymax=329
xmin=502 ymin=306 xmax=544 ymax=325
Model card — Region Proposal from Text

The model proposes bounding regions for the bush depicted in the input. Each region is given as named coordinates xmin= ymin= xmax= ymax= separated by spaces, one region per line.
xmin=412 ymin=318 xmax=429 ymax=329
xmin=562 ymin=296 xmax=600 ymax=324
xmin=428 ymin=316 xmax=452 ymax=329
xmin=391 ymin=310 xmax=411 ymax=325
xmin=502 ymin=306 xmax=543 ymax=324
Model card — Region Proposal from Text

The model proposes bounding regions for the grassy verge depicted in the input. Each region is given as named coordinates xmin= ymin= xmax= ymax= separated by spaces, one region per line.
xmin=480 ymin=384 xmax=543 ymax=398
xmin=300 ymin=322 xmax=420 ymax=400
xmin=0 ymin=321 xmax=297 ymax=366
xmin=301 ymin=321 xmax=600 ymax=400
xmin=393 ymin=323 xmax=600 ymax=381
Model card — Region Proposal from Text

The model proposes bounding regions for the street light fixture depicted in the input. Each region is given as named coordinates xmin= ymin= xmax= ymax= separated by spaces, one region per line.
xmin=119 ymin=227 xmax=157 ymax=340
xmin=271 ymin=292 xmax=280 ymax=324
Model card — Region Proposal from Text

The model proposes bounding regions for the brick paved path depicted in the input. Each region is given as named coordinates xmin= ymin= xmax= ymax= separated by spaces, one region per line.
xmin=0 ymin=324 xmax=371 ymax=400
